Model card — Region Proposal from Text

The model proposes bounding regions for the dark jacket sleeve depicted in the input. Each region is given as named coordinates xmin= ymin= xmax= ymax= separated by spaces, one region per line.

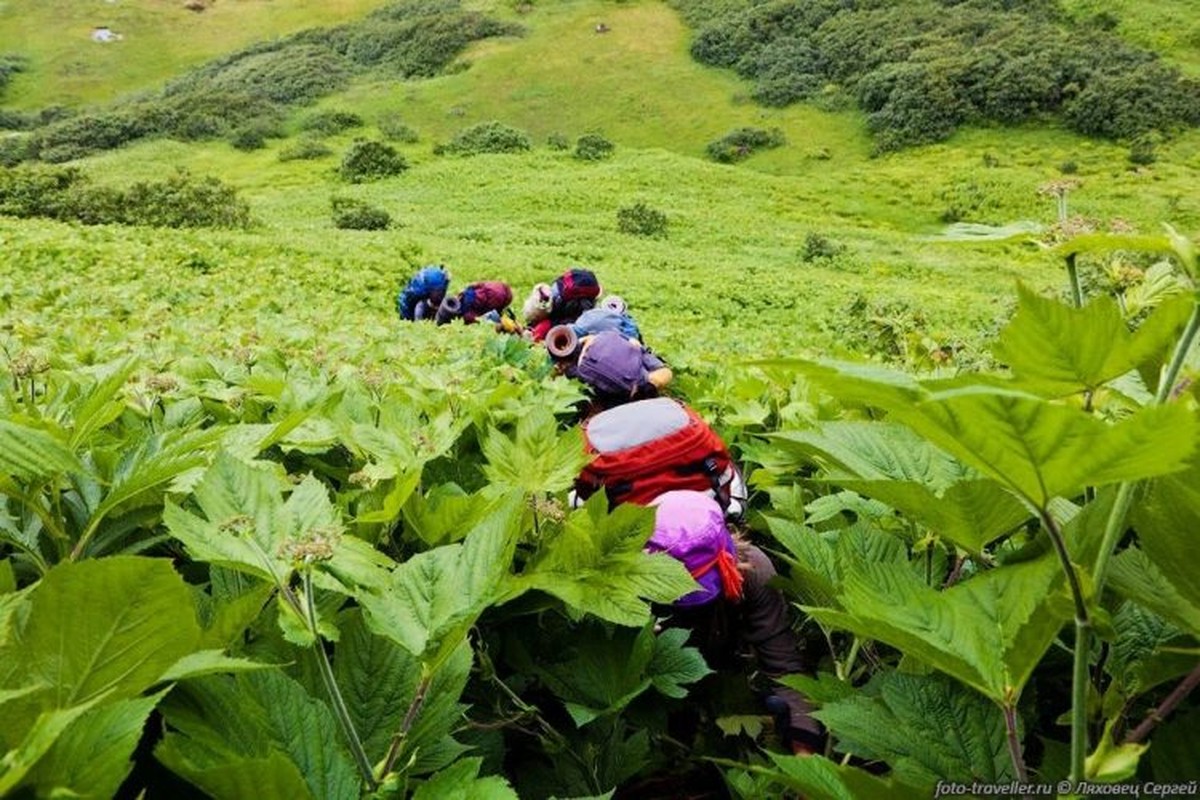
xmin=740 ymin=544 xmax=823 ymax=743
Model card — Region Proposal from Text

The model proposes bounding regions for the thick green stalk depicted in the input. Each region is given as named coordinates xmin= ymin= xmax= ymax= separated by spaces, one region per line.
xmin=1002 ymin=704 xmax=1030 ymax=798
xmin=303 ymin=568 xmax=377 ymax=790
xmin=1065 ymin=253 xmax=1084 ymax=309
xmin=1038 ymin=508 xmax=1091 ymax=782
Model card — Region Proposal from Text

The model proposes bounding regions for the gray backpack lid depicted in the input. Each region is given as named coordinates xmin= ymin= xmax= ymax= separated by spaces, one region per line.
xmin=585 ymin=397 xmax=688 ymax=453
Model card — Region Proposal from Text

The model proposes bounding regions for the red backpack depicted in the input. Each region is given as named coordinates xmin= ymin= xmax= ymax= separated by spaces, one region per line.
xmin=574 ymin=397 xmax=747 ymax=518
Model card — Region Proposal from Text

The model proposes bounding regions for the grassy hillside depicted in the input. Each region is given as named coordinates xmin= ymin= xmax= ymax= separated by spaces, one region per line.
xmin=0 ymin=0 xmax=393 ymax=107
xmin=3 ymin=0 xmax=1199 ymax=376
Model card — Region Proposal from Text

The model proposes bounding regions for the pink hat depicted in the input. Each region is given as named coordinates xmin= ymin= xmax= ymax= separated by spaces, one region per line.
xmin=648 ymin=491 xmax=744 ymax=607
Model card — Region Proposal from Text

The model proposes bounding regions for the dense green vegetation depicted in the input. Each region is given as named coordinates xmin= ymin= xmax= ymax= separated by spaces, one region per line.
xmin=678 ymin=0 xmax=1200 ymax=152
xmin=2 ymin=0 xmax=1200 ymax=797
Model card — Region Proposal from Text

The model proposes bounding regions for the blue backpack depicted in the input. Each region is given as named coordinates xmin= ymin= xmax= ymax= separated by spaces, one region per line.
xmin=571 ymin=308 xmax=641 ymax=342
xmin=397 ymin=265 xmax=450 ymax=320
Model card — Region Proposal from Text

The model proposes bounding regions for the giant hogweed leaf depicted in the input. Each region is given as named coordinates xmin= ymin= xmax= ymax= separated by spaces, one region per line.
xmin=1108 ymin=548 xmax=1200 ymax=638
xmin=509 ymin=494 xmax=697 ymax=627
xmin=156 ymin=670 xmax=360 ymax=800
xmin=772 ymin=422 xmax=1030 ymax=553
xmin=359 ymin=493 xmax=524 ymax=663
xmin=993 ymin=285 xmax=1191 ymax=397
xmin=535 ymin=623 xmax=709 ymax=727
xmin=764 ymin=517 xmax=839 ymax=608
xmin=0 ymin=701 xmax=101 ymax=796
xmin=754 ymin=358 xmax=923 ymax=411
xmin=165 ymin=453 xmax=391 ymax=593
xmin=22 ymin=691 xmax=164 ymax=799
xmin=805 ymin=554 xmax=1067 ymax=703
xmin=1131 ymin=464 xmax=1200 ymax=617
xmin=481 ymin=407 xmax=590 ymax=494
xmin=65 ymin=358 xmax=137 ymax=449
xmin=333 ymin=610 xmax=472 ymax=771
xmin=3 ymin=557 xmax=201 ymax=710
xmin=411 ymin=757 xmax=518 ymax=800
xmin=0 ymin=418 xmax=84 ymax=479
xmin=746 ymin=752 xmax=927 ymax=800
xmin=901 ymin=391 xmax=1198 ymax=509
xmin=401 ymin=483 xmax=479 ymax=547
xmin=814 ymin=672 xmax=1011 ymax=787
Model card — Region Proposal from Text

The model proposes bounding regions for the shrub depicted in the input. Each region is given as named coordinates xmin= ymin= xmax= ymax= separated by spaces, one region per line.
xmin=435 ymin=121 xmax=531 ymax=156
xmin=378 ymin=114 xmax=419 ymax=143
xmin=0 ymin=54 xmax=25 ymax=98
xmin=705 ymin=127 xmax=785 ymax=163
xmin=938 ymin=179 xmax=1003 ymax=224
xmin=801 ymin=232 xmax=843 ymax=262
xmin=191 ymin=45 xmax=351 ymax=105
xmin=229 ymin=127 xmax=268 ymax=151
xmin=0 ymin=134 xmax=33 ymax=167
xmin=1128 ymin=134 xmax=1158 ymax=166
xmin=278 ymin=138 xmax=333 ymax=161
xmin=0 ymin=165 xmax=252 ymax=228
xmin=331 ymin=196 xmax=392 ymax=230
xmin=574 ymin=132 xmax=614 ymax=161
xmin=616 ymin=202 xmax=668 ymax=238
xmin=299 ymin=109 xmax=364 ymax=136
xmin=546 ymin=132 xmax=569 ymax=151
xmin=338 ymin=139 xmax=408 ymax=182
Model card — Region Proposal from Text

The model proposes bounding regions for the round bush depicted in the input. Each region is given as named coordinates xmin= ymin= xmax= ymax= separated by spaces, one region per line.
xmin=435 ymin=121 xmax=531 ymax=156
xmin=574 ymin=132 xmax=614 ymax=161
xmin=338 ymin=139 xmax=408 ymax=182
xmin=616 ymin=202 xmax=668 ymax=238
xmin=331 ymin=196 xmax=391 ymax=230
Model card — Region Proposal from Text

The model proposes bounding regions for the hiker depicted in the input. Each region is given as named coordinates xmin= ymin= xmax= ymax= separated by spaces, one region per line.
xmin=548 ymin=328 xmax=671 ymax=410
xmin=436 ymin=280 xmax=514 ymax=326
xmin=396 ymin=264 xmax=451 ymax=321
xmin=648 ymin=490 xmax=824 ymax=755
xmin=524 ymin=268 xmax=602 ymax=342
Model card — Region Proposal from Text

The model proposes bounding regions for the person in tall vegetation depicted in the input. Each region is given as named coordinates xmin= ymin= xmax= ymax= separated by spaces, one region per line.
xmin=396 ymin=264 xmax=451 ymax=321
xmin=648 ymin=490 xmax=824 ymax=754
xmin=437 ymin=280 xmax=514 ymax=326
xmin=524 ymin=268 xmax=602 ymax=341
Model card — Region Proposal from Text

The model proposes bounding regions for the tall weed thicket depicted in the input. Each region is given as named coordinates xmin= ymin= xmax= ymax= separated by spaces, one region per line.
xmin=679 ymin=0 xmax=1200 ymax=152
xmin=1 ymin=0 xmax=521 ymax=163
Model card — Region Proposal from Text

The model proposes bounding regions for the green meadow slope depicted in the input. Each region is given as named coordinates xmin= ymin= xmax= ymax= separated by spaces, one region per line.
xmin=3 ymin=0 xmax=1199 ymax=372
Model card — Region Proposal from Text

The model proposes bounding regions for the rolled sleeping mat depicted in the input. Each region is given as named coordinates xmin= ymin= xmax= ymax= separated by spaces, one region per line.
xmin=600 ymin=295 xmax=626 ymax=314
xmin=545 ymin=324 xmax=580 ymax=358
xmin=435 ymin=295 xmax=462 ymax=324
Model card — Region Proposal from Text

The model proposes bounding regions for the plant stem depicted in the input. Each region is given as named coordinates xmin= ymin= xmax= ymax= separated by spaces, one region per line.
xmin=1124 ymin=660 xmax=1200 ymax=745
xmin=303 ymin=567 xmax=376 ymax=791
xmin=380 ymin=673 xmax=432 ymax=780
xmin=1065 ymin=253 xmax=1084 ymax=308
xmin=1002 ymin=704 xmax=1030 ymax=798
xmin=1038 ymin=508 xmax=1091 ymax=782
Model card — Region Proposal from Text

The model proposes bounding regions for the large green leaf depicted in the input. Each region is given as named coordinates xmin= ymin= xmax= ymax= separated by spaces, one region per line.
xmin=534 ymin=623 xmax=710 ymax=727
xmin=23 ymin=691 xmax=164 ymax=799
xmin=165 ymin=452 xmax=391 ymax=594
xmin=480 ymin=407 xmax=591 ymax=494
xmin=156 ymin=670 xmax=360 ymax=800
xmin=805 ymin=553 xmax=1068 ymax=703
xmin=508 ymin=494 xmax=697 ymax=627
xmin=993 ymin=285 xmax=1189 ymax=397
xmin=1132 ymin=465 xmax=1200 ymax=617
xmin=0 ymin=418 xmax=84 ymax=479
xmin=411 ymin=757 xmax=518 ymax=800
xmin=0 ymin=701 xmax=100 ymax=796
xmin=1108 ymin=548 xmax=1200 ymax=639
xmin=814 ymin=672 xmax=1012 ymax=787
xmin=359 ymin=493 xmax=524 ymax=663
xmin=66 ymin=359 xmax=138 ymax=449
xmin=741 ymin=752 xmax=927 ymax=800
xmin=901 ymin=391 xmax=1198 ymax=509
xmin=333 ymin=610 xmax=472 ymax=771
xmin=3 ymin=557 xmax=201 ymax=711
xmin=771 ymin=422 xmax=1030 ymax=553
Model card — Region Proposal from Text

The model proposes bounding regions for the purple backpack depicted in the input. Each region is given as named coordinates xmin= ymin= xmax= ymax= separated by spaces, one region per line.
xmin=574 ymin=330 xmax=657 ymax=398
xmin=648 ymin=491 xmax=744 ymax=607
